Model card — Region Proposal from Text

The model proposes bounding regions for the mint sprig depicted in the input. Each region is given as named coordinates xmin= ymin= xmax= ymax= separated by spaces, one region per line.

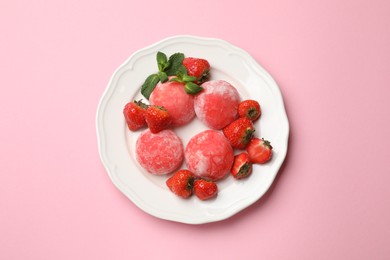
xmin=165 ymin=53 xmax=185 ymax=76
xmin=140 ymin=51 xmax=203 ymax=98
xmin=141 ymin=74 xmax=160 ymax=99
xmin=169 ymin=66 xmax=203 ymax=95
xmin=141 ymin=52 xmax=185 ymax=99
xmin=156 ymin=52 xmax=169 ymax=72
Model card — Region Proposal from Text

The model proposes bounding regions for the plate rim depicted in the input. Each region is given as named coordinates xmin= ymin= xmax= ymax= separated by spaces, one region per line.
xmin=96 ymin=34 xmax=290 ymax=224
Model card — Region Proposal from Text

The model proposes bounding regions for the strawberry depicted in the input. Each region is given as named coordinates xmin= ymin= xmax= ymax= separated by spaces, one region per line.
xmin=145 ymin=105 xmax=172 ymax=133
xmin=222 ymin=117 xmax=255 ymax=149
xmin=246 ymin=138 xmax=273 ymax=164
xmin=193 ymin=179 xmax=218 ymax=200
xmin=166 ymin=170 xmax=195 ymax=199
xmin=231 ymin=152 xmax=252 ymax=179
xmin=182 ymin=57 xmax=210 ymax=84
xmin=123 ymin=100 xmax=148 ymax=131
xmin=238 ymin=99 xmax=261 ymax=122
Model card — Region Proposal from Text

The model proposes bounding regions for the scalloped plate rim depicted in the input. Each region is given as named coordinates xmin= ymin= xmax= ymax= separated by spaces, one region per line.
xmin=96 ymin=35 xmax=289 ymax=224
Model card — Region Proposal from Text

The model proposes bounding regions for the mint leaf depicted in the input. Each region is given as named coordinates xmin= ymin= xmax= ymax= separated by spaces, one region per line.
xmin=175 ymin=65 xmax=187 ymax=79
xmin=156 ymin=52 xmax=169 ymax=72
xmin=182 ymin=75 xmax=197 ymax=83
xmin=169 ymin=77 xmax=183 ymax=83
xmin=141 ymin=74 xmax=160 ymax=99
xmin=184 ymin=82 xmax=203 ymax=95
xmin=165 ymin=53 xmax=185 ymax=76
xmin=158 ymin=71 xmax=168 ymax=83
xmin=139 ymin=52 xmax=188 ymax=99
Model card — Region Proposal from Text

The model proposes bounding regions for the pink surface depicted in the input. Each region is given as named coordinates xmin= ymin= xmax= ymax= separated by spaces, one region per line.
xmin=1 ymin=0 xmax=390 ymax=259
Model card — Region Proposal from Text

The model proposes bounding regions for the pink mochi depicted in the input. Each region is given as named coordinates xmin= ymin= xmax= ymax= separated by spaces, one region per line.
xmin=194 ymin=80 xmax=240 ymax=130
xmin=149 ymin=80 xmax=195 ymax=126
xmin=136 ymin=129 xmax=184 ymax=175
xmin=185 ymin=130 xmax=234 ymax=181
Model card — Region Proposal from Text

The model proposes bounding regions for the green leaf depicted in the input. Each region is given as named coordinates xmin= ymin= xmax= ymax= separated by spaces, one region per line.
xmin=156 ymin=52 xmax=169 ymax=72
xmin=158 ymin=71 xmax=168 ymax=83
xmin=169 ymin=77 xmax=183 ymax=83
xmin=184 ymin=82 xmax=203 ymax=95
xmin=156 ymin=51 xmax=168 ymax=64
xmin=165 ymin=53 xmax=185 ymax=76
xmin=141 ymin=74 xmax=160 ymax=99
xmin=182 ymin=75 xmax=197 ymax=83
xmin=175 ymin=65 xmax=187 ymax=79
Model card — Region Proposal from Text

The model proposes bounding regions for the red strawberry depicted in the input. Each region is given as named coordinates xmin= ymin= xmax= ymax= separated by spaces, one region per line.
xmin=182 ymin=57 xmax=210 ymax=84
xmin=166 ymin=170 xmax=195 ymax=199
xmin=238 ymin=100 xmax=261 ymax=122
xmin=231 ymin=152 xmax=253 ymax=179
xmin=193 ymin=179 xmax=218 ymax=201
xmin=223 ymin=117 xmax=255 ymax=149
xmin=145 ymin=105 xmax=172 ymax=133
xmin=123 ymin=100 xmax=148 ymax=131
xmin=246 ymin=138 xmax=273 ymax=164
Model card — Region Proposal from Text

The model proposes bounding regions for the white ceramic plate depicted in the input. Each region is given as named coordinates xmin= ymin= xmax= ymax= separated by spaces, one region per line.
xmin=96 ymin=35 xmax=289 ymax=224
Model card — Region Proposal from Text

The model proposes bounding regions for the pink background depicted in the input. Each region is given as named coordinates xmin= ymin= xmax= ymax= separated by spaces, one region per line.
xmin=1 ymin=0 xmax=390 ymax=259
